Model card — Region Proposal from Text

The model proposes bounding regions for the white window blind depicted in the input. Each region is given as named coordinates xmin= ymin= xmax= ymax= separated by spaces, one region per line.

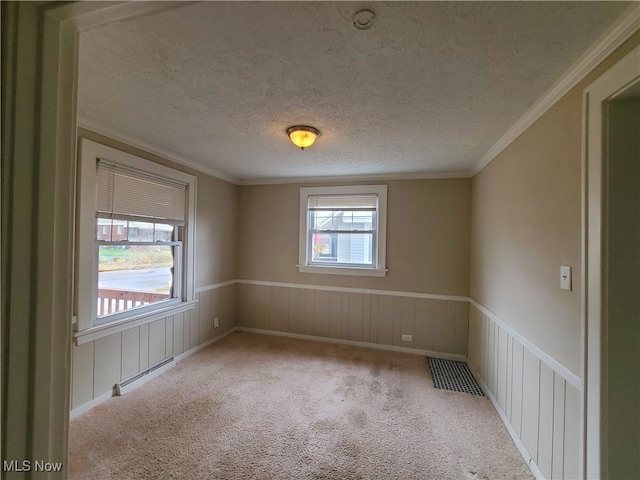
xmin=308 ymin=195 xmax=377 ymax=210
xmin=96 ymin=159 xmax=187 ymax=225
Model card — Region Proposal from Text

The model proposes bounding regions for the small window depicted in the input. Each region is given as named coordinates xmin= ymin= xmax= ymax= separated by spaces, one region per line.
xmin=299 ymin=185 xmax=387 ymax=277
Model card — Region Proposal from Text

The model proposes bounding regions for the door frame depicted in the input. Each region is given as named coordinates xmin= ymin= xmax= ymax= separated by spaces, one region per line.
xmin=1 ymin=1 xmax=188 ymax=474
xmin=582 ymin=44 xmax=640 ymax=479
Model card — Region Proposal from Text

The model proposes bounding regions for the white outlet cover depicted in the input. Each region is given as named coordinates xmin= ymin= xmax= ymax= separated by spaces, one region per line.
xmin=402 ymin=334 xmax=413 ymax=342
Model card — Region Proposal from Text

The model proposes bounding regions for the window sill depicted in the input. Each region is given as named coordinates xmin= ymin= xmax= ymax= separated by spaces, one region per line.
xmin=297 ymin=265 xmax=388 ymax=277
xmin=74 ymin=299 xmax=198 ymax=345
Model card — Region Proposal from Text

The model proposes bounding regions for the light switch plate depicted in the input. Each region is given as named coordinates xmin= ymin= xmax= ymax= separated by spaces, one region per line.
xmin=560 ymin=266 xmax=572 ymax=291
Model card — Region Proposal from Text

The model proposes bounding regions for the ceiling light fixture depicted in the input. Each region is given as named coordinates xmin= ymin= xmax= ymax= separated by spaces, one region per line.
xmin=287 ymin=125 xmax=320 ymax=150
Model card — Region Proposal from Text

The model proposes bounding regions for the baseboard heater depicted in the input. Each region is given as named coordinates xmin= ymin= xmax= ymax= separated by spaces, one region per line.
xmin=114 ymin=357 xmax=174 ymax=396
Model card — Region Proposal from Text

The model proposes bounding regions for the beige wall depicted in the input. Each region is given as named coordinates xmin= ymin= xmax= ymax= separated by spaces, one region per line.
xmin=239 ymin=179 xmax=471 ymax=296
xmin=78 ymin=128 xmax=239 ymax=287
xmin=469 ymin=33 xmax=640 ymax=375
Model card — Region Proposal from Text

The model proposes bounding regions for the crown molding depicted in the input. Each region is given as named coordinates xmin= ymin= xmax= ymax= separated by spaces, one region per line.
xmin=472 ymin=3 xmax=640 ymax=177
xmin=78 ymin=117 xmax=240 ymax=185
xmin=238 ymin=170 xmax=472 ymax=186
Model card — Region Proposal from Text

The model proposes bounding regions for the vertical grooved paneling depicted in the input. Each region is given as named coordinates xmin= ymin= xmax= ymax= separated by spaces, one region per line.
xmin=552 ymin=375 xmax=566 ymax=479
xmin=498 ymin=327 xmax=508 ymax=410
xmin=297 ymin=288 xmax=306 ymax=335
xmin=400 ymin=297 xmax=416 ymax=348
xmin=281 ymin=287 xmax=290 ymax=333
xmin=173 ymin=312 xmax=184 ymax=356
xmin=189 ymin=307 xmax=198 ymax=349
xmin=563 ymin=383 xmax=580 ymax=480
xmin=340 ymin=292 xmax=349 ymax=340
xmin=304 ymin=289 xmax=315 ymax=336
xmin=347 ymin=293 xmax=364 ymax=342
xmin=94 ymin=333 xmax=122 ymax=395
xmin=433 ymin=300 xmax=447 ymax=353
xmin=314 ymin=290 xmax=330 ymax=338
xmin=377 ymin=295 xmax=393 ymax=345
xmin=198 ymin=290 xmax=210 ymax=343
xmin=329 ymin=291 xmax=342 ymax=339
xmin=165 ymin=315 xmax=174 ymax=357
xmin=274 ymin=287 xmax=288 ymax=333
xmin=445 ymin=301 xmax=456 ymax=353
xmin=487 ymin=318 xmax=495 ymax=392
xmin=237 ymin=284 xmax=249 ymax=327
xmin=182 ymin=309 xmax=190 ymax=353
xmin=121 ymin=327 xmax=140 ymax=381
xmin=454 ymin=301 xmax=468 ymax=356
xmin=521 ymin=350 xmax=541 ymax=461
xmin=414 ymin=298 xmax=433 ymax=351
xmin=362 ymin=294 xmax=371 ymax=343
xmin=288 ymin=287 xmax=299 ymax=334
xmin=511 ymin=339 xmax=524 ymax=436
xmin=149 ymin=319 xmax=166 ymax=366
xmin=369 ymin=295 xmax=379 ymax=343
xmin=392 ymin=297 xmax=403 ymax=347
xmin=72 ymin=343 xmax=94 ymax=409
xmin=139 ymin=323 xmax=149 ymax=370
xmin=537 ymin=362 xmax=554 ymax=479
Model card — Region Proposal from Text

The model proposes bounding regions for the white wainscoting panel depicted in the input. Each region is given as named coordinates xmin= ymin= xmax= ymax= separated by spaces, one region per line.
xmin=236 ymin=282 xmax=469 ymax=356
xmin=468 ymin=302 xmax=581 ymax=480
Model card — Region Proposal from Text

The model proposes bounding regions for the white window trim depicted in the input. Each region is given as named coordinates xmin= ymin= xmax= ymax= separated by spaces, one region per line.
xmin=74 ymin=139 xmax=197 ymax=340
xmin=298 ymin=185 xmax=388 ymax=277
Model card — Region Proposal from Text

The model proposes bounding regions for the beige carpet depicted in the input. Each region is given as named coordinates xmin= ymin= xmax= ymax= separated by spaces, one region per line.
xmin=69 ymin=332 xmax=533 ymax=479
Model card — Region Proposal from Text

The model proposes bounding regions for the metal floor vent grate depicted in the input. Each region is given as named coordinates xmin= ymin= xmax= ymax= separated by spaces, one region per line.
xmin=427 ymin=357 xmax=485 ymax=396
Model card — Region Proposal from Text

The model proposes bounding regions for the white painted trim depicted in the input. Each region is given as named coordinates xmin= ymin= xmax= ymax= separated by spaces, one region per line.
xmin=468 ymin=360 xmax=544 ymax=480
xmin=472 ymin=3 xmax=640 ymax=176
xmin=74 ymin=300 xmax=197 ymax=345
xmin=239 ymin=170 xmax=472 ymax=186
xmin=70 ymin=327 xmax=236 ymax=419
xmin=237 ymin=279 xmax=469 ymax=303
xmin=69 ymin=390 xmax=114 ymax=420
xmin=469 ymin=298 xmax=582 ymax=391
xmin=236 ymin=327 xmax=467 ymax=362
xmin=174 ymin=328 xmax=236 ymax=362
xmin=195 ymin=280 xmax=237 ymax=294
xmin=297 ymin=265 xmax=388 ymax=277
xmin=582 ymin=44 xmax=640 ymax=480
xmin=78 ymin=118 xmax=239 ymax=184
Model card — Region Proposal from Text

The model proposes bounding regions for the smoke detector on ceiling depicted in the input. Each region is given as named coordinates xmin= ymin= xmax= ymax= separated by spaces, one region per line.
xmin=352 ymin=9 xmax=376 ymax=30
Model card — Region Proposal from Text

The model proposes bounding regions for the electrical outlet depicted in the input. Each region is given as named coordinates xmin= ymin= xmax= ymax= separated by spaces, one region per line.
xmin=213 ymin=317 xmax=219 ymax=328
xmin=402 ymin=334 xmax=413 ymax=342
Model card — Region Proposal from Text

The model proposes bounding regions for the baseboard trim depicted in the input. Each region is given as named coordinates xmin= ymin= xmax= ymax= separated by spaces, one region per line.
xmin=236 ymin=326 xmax=467 ymax=362
xmin=70 ymin=327 xmax=236 ymax=419
xmin=468 ymin=359 xmax=545 ymax=480
xmin=174 ymin=328 xmax=236 ymax=362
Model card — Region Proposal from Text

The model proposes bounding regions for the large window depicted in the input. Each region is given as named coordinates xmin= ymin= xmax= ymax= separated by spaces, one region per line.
xmin=75 ymin=139 xmax=196 ymax=337
xmin=299 ymin=185 xmax=387 ymax=277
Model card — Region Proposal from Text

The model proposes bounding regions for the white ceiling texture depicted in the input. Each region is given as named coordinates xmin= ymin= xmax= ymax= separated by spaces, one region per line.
xmin=78 ymin=1 xmax=631 ymax=183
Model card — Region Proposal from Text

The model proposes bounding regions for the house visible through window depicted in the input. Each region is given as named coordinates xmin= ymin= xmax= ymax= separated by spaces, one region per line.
xmin=299 ymin=185 xmax=387 ymax=277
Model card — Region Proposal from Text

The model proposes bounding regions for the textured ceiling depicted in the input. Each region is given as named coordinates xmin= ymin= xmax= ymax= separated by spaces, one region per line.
xmin=78 ymin=1 xmax=630 ymax=182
